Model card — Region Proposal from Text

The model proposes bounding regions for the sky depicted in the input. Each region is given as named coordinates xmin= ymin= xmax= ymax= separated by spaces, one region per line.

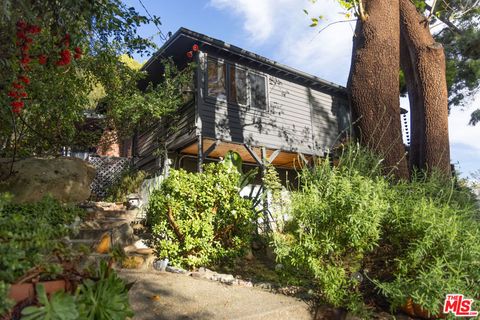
xmin=124 ymin=0 xmax=479 ymax=178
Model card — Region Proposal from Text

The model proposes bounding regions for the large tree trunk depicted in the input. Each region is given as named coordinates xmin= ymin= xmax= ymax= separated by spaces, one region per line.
xmin=400 ymin=0 xmax=451 ymax=175
xmin=348 ymin=0 xmax=409 ymax=179
xmin=400 ymin=33 xmax=424 ymax=173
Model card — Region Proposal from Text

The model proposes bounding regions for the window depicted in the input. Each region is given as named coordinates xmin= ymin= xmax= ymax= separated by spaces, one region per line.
xmin=206 ymin=57 xmax=267 ymax=109
xmin=249 ymin=73 xmax=267 ymax=110
xmin=207 ymin=58 xmax=226 ymax=99
xmin=228 ymin=65 xmax=247 ymax=105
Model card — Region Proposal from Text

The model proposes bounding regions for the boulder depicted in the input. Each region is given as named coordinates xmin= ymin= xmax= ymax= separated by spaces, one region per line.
xmin=0 ymin=157 xmax=95 ymax=203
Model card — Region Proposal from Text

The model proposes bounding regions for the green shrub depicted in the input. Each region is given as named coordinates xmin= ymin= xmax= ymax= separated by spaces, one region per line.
xmin=373 ymin=173 xmax=480 ymax=316
xmin=0 ymin=195 xmax=84 ymax=315
xmin=21 ymin=261 xmax=133 ymax=320
xmin=106 ymin=169 xmax=147 ymax=203
xmin=273 ymin=143 xmax=480 ymax=317
xmin=147 ymin=163 xmax=254 ymax=268
xmin=273 ymin=157 xmax=389 ymax=313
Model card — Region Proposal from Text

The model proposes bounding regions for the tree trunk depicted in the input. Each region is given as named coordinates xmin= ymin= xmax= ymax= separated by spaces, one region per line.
xmin=347 ymin=0 xmax=409 ymax=179
xmin=400 ymin=0 xmax=451 ymax=175
xmin=400 ymin=33 xmax=425 ymax=173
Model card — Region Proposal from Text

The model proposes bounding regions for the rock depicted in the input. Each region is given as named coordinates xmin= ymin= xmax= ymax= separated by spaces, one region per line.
xmin=265 ymin=246 xmax=276 ymax=261
xmin=122 ymin=256 xmax=144 ymax=269
xmin=198 ymin=267 xmax=211 ymax=273
xmin=111 ymin=223 xmax=134 ymax=247
xmin=237 ymin=280 xmax=253 ymax=287
xmin=244 ymin=249 xmax=254 ymax=261
xmin=0 ymin=157 xmax=95 ymax=203
xmin=96 ymin=233 xmax=111 ymax=254
xmin=344 ymin=313 xmax=362 ymax=320
xmin=166 ymin=266 xmax=188 ymax=274
xmin=143 ymin=255 xmax=156 ymax=270
xmin=136 ymin=248 xmax=154 ymax=255
xmin=123 ymin=245 xmax=137 ymax=253
xmin=217 ymin=274 xmax=235 ymax=285
xmin=134 ymin=239 xmax=149 ymax=249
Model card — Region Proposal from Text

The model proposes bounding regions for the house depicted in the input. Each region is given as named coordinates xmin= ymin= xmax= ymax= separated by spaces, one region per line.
xmin=133 ymin=28 xmax=351 ymax=177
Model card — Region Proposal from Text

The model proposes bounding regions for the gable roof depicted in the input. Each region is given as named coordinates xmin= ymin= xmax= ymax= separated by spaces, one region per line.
xmin=141 ymin=27 xmax=346 ymax=96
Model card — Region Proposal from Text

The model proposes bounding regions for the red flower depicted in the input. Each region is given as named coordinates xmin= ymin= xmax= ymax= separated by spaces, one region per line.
xmin=16 ymin=31 xmax=26 ymax=39
xmin=16 ymin=20 xmax=27 ymax=30
xmin=21 ymin=44 xmax=30 ymax=52
xmin=192 ymin=44 xmax=199 ymax=52
xmin=74 ymin=47 xmax=82 ymax=54
xmin=11 ymin=100 xmax=24 ymax=113
xmin=10 ymin=100 xmax=24 ymax=108
xmin=19 ymin=92 xmax=28 ymax=98
xmin=20 ymin=55 xmax=31 ymax=65
xmin=74 ymin=53 xmax=82 ymax=60
xmin=57 ymin=49 xmax=72 ymax=65
xmin=38 ymin=54 xmax=47 ymax=65
xmin=63 ymin=34 xmax=71 ymax=47
xmin=7 ymin=91 xmax=17 ymax=98
xmin=18 ymin=75 xmax=30 ymax=85
xmin=25 ymin=37 xmax=33 ymax=43
xmin=12 ymin=82 xmax=24 ymax=89
xmin=186 ymin=51 xmax=193 ymax=58
xmin=26 ymin=25 xmax=41 ymax=34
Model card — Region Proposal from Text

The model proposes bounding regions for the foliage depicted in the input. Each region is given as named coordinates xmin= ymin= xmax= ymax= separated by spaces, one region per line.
xmin=0 ymin=196 xmax=83 ymax=285
xmin=0 ymin=279 xmax=13 ymax=316
xmin=273 ymin=143 xmax=480 ymax=316
xmin=373 ymin=172 xmax=480 ymax=316
xmin=19 ymin=261 xmax=132 ymax=320
xmin=106 ymin=169 xmax=147 ymax=203
xmin=147 ymin=162 xmax=255 ymax=268
xmin=273 ymin=150 xmax=389 ymax=314
xmin=75 ymin=261 xmax=133 ymax=320
xmin=0 ymin=1 xmax=194 ymax=158
xmin=21 ymin=284 xmax=78 ymax=320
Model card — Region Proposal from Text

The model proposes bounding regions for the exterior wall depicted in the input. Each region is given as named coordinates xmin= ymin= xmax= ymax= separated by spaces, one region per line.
xmin=197 ymin=51 xmax=350 ymax=156
xmin=134 ymin=102 xmax=196 ymax=172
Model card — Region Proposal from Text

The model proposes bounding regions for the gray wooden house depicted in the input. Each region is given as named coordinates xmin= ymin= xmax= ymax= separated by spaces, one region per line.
xmin=133 ymin=28 xmax=351 ymax=174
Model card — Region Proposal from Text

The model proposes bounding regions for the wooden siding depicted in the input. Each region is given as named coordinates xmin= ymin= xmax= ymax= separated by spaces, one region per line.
xmin=134 ymin=102 xmax=196 ymax=172
xmin=199 ymin=55 xmax=350 ymax=155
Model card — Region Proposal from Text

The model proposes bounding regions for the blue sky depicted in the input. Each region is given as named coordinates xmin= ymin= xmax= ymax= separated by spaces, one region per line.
xmin=124 ymin=0 xmax=479 ymax=179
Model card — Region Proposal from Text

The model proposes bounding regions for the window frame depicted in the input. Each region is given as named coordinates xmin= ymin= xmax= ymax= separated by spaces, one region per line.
xmin=205 ymin=56 xmax=227 ymax=102
xmin=204 ymin=55 xmax=269 ymax=111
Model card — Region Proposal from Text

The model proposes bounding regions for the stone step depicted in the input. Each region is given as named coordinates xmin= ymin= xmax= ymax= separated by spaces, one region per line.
xmin=72 ymin=229 xmax=109 ymax=240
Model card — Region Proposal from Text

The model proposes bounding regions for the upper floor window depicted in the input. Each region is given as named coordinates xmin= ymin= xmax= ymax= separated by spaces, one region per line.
xmin=207 ymin=57 xmax=267 ymax=110
xmin=249 ymin=73 xmax=267 ymax=110
xmin=228 ymin=65 xmax=247 ymax=105
xmin=207 ymin=58 xmax=226 ymax=99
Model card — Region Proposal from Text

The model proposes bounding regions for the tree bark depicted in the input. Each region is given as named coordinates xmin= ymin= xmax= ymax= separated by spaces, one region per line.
xmin=348 ymin=0 xmax=409 ymax=179
xmin=400 ymin=33 xmax=425 ymax=173
xmin=400 ymin=0 xmax=451 ymax=175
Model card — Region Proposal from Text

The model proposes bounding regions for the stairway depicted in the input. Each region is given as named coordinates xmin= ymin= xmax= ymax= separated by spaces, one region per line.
xmin=68 ymin=202 xmax=156 ymax=270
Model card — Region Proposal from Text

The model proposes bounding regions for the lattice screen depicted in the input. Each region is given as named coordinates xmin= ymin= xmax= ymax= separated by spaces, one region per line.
xmin=88 ymin=155 xmax=131 ymax=199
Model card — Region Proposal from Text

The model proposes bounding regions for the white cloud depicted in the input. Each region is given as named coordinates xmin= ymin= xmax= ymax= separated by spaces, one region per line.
xmin=209 ymin=0 xmax=479 ymax=177
xmin=209 ymin=0 xmax=353 ymax=84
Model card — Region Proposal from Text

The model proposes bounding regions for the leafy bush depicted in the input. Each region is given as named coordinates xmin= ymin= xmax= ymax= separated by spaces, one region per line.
xmin=273 ymin=156 xmax=389 ymax=313
xmin=273 ymin=144 xmax=480 ymax=316
xmin=373 ymin=173 xmax=480 ymax=316
xmin=0 ymin=195 xmax=83 ymax=315
xmin=20 ymin=261 xmax=133 ymax=320
xmin=147 ymin=162 xmax=254 ymax=268
xmin=0 ymin=196 xmax=83 ymax=283
xmin=106 ymin=169 xmax=147 ymax=203
xmin=75 ymin=261 xmax=133 ymax=319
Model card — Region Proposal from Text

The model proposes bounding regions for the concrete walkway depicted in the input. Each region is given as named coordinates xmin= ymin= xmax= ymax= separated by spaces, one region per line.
xmin=120 ymin=269 xmax=314 ymax=320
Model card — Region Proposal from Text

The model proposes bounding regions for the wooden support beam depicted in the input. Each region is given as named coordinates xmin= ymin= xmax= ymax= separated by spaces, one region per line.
xmin=243 ymin=144 xmax=263 ymax=166
xmin=298 ymin=152 xmax=309 ymax=166
xmin=203 ymin=140 xmax=221 ymax=160
xmin=268 ymin=149 xmax=281 ymax=163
